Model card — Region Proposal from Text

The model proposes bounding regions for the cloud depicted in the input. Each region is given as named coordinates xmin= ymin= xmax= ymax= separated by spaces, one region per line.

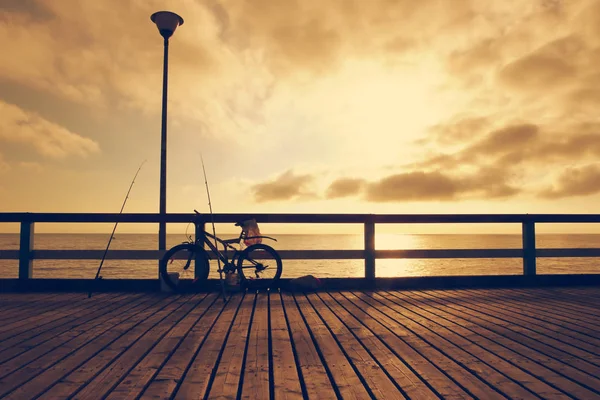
xmin=540 ymin=164 xmax=600 ymax=198
xmin=251 ymin=170 xmax=316 ymax=202
xmin=215 ymin=0 xmax=474 ymax=74
xmin=498 ymin=35 xmax=585 ymax=91
xmin=363 ymin=167 xmax=520 ymax=202
xmin=0 ymin=2 xmax=263 ymax=139
xmin=420 ymin=119 xmax=600 ymax=169
xmin=0 ymin=101 xmax=99 ymax=158
xmin=325 ymin=178 xmax=365 ymax=198
xmin=0 ymin=153 xmax=9 ymax=174
xmin=426 ymin=116 xmax=491 ymax=146
xmin=365 ymin=171 xmax=457 ymax=202
xmin=471 ymin=124 xmax=539 ymax=152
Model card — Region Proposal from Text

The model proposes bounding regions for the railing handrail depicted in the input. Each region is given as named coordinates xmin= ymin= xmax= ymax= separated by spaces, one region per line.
xmin=1 ymin=212 xmax=600 ymax=224
xmin=2 ymin=212 xmax=600 ymax=282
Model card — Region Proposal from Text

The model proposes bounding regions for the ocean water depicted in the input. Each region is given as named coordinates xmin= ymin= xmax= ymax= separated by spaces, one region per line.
xmin=0 ymin=233 xmax=599 ymax=279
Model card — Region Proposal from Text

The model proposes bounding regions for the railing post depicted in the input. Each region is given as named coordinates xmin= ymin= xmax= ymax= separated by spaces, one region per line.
xmin=364 ymin=220 xmax=375 ymax=280
xmin=195 ymin=221 xmax=206 ymax=279
xmin=19 ymin=221 xmax=34 ymax=280
xmin=522 ymin=221 xmax=536 ymax=276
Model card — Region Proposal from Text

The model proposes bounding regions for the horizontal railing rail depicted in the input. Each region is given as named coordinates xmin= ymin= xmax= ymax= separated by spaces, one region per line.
xmin=2 ymin=248 xmax=600 ymax=260
xmin=2 ymin=212 xmax=600 ymax=223
xmin=1 ymin=212 xmax=600 ymax=280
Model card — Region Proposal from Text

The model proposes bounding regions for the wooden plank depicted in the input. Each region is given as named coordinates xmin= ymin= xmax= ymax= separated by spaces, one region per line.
xmin=0 ymin=293 xmax=89 ymax=336
xmin=0 ymin=294 xmax=151 ymax=380
xmin=205 ymin=291 xmax=256 ymax=399
xmin=495 ymin=288 xmax=600 ymax=327
xmin=294 ymin=292 xmax=371 ymax=399
xmin=528 ymin=287 xmax=600 ymax=308
xmin=557 ymin=287 xmax=600 ymax=302
xmin=387 ymin=289 xmax=569 ymax=399
xmin=0 ymin=287 xmax=596 ymax=399
xmin=139 ymin=294 xmax=236 ymax=399
xmin=457 ymin=288 xmax=600 ymax=327
xmin=306 ymin=293 xmax=405 ymax=399
xmin=0 ymin=293 xmax=117 ymax=347
xmin=350 ymin=291 xmax=506 ymax=400
xmin=424 ymin=289 xmax=600 ymax=370
xmin=380 ymin=290 xmax=565 ymax=399
xmin=0 ymin=293 xmax=84 ymax=319
xmin=319 ymin=292 xmax=439 ymax=399
xmin=43 ymin=294 xmax=212 ymax=399
xmin=478 ymin=288 xmax=600 ymax=333
xmin=280 ymin=292 xmax=338 ymax=399
xmin=0 ymin=294 xmax=177 ymax=398
xmin=240 ymin=291 xmax=270 ymax=399
xmin=331 ymin=292 xmax=472 ymax=399
xmin=104 ymin=293 xmax=219 ymax=399
xmin=0 ymin=293 xmax=65 ymax=321
xmin=451 ymin=289 xmax=600 ymax=353
xmin=410 ymin=289 xmax=600 ymax=398
xmin=269 ymin=291 xmax=303 ymax=399
xmin=170 ymin=293 xmax=245 ymax=399
xmin=0 ymin=293 xmax=140 ymax=364
xmin=507 ymin=287 xmax=600 ymax=317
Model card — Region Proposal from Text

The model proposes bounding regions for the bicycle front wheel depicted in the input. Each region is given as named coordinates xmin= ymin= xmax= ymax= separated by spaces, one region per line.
xmin=160 ymin=244 xmax=209 ymax=292
xmin=237 ymin=244 xmax=282 ymax=288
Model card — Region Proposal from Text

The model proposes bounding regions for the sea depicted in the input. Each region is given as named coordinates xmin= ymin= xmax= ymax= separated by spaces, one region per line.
xmin=0 ymin=233 xmax=599 ymax=280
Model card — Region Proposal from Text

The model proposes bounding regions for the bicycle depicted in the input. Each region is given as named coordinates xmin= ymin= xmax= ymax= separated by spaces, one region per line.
xmin=159 ymin=210 xmax=283 ymax=291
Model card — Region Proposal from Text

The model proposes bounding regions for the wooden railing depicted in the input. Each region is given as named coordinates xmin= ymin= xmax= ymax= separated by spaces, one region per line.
xmin=1 ymin=212 xmax=600 ymax=281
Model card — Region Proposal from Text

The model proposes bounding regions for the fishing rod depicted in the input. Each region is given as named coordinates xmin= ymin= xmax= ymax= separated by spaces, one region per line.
xmin=200 ymin=154 xmax=228 ymax=302
xmin=88 ymin=160 xmax=146 ymax=299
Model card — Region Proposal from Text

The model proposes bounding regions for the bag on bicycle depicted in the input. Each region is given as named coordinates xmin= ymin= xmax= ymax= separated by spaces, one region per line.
xmin=242 ymin=219 xmax=262 ymax=246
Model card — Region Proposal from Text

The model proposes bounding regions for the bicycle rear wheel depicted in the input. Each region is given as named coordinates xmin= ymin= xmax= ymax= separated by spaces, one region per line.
xmin=237 ymin=244 xmax=282 ymax=289
xmin=160 ymin=244 xmax=209 ymax=291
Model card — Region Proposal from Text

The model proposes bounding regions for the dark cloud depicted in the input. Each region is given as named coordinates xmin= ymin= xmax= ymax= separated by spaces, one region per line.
xmin=447 ymin=38 xmax=501 ymax=78
xmin=420 ymin=120 xmax=600 ymax=171
xmin=426 ymin=116 xmax=491 ymax=146
xmin=215 ymin=0 xmax=475 ymax=75
xmin=536 ymin=132 xmax=600 ymax=162
xmin=365 ymin=171 xmax=457 ymax=201
xmin=467 ymin=124 xmax=539 ymax=159
xmin=363 ymin=167 xmax=520 ymax=202
xmin=325 ymin=178 xmax=365 ymax=198
xmin=464 ymin=167 xmax=521 ymax=198
xmin=498 ymin=35 xmax=585 ymax=91
xmin=415 ymin=123 xmax=541 ymax=169
xmin=540 ymin=164 xmax=600 ymax=198
xmin=0 ymin=0 xmax=51 ymax=20
xmin=251 ymin=170 xmax=315 ymax=202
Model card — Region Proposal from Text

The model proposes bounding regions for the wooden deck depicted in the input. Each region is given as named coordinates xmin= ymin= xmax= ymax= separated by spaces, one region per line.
xmin=0 ymin=287 xmax=599 ymax=399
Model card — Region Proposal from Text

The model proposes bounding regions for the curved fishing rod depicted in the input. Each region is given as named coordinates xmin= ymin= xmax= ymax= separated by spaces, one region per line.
xmin=88 ymin=160 xmax=146 ymax=298
xmin=201 ymin=154 xmax=228 ymax=301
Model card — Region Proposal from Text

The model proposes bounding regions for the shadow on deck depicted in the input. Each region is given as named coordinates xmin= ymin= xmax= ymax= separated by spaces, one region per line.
xmin=0 ymin=287 xmax=598 ymax=399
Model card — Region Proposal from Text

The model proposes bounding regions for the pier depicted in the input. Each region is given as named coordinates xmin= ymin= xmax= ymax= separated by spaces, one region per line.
xmin=1 ymin=213 xmax=600 ymax=398
xmin=0 ymin=287 xmax=599 ymax=398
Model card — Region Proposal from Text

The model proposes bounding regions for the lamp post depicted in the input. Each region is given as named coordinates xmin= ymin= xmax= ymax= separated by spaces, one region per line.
xmin=150 ymin=11 xmax=184 ymax=255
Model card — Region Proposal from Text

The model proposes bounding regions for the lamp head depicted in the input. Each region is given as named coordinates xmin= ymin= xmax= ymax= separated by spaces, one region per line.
xmin=151 ymin=11 xmax=184 ymax=39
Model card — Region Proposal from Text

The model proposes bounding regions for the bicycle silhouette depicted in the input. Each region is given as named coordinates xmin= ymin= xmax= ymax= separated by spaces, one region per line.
xmin=159 ymin=210 xmax=282 ymax=291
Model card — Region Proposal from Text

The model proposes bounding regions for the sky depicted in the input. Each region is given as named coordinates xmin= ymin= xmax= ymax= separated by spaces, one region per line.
xmin=1 ymin=0 xmax=600 ymax=234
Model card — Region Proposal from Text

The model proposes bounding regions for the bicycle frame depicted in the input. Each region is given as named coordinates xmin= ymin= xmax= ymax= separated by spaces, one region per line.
xmin=188 ymin=226 xmax=277 ymax=272
xmin=201 ymin=231 xmax=241 ymax=268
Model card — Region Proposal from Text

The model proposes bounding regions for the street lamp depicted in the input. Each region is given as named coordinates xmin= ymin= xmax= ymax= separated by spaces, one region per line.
xmin=150 ymin=11 xmax=184 ymax=254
